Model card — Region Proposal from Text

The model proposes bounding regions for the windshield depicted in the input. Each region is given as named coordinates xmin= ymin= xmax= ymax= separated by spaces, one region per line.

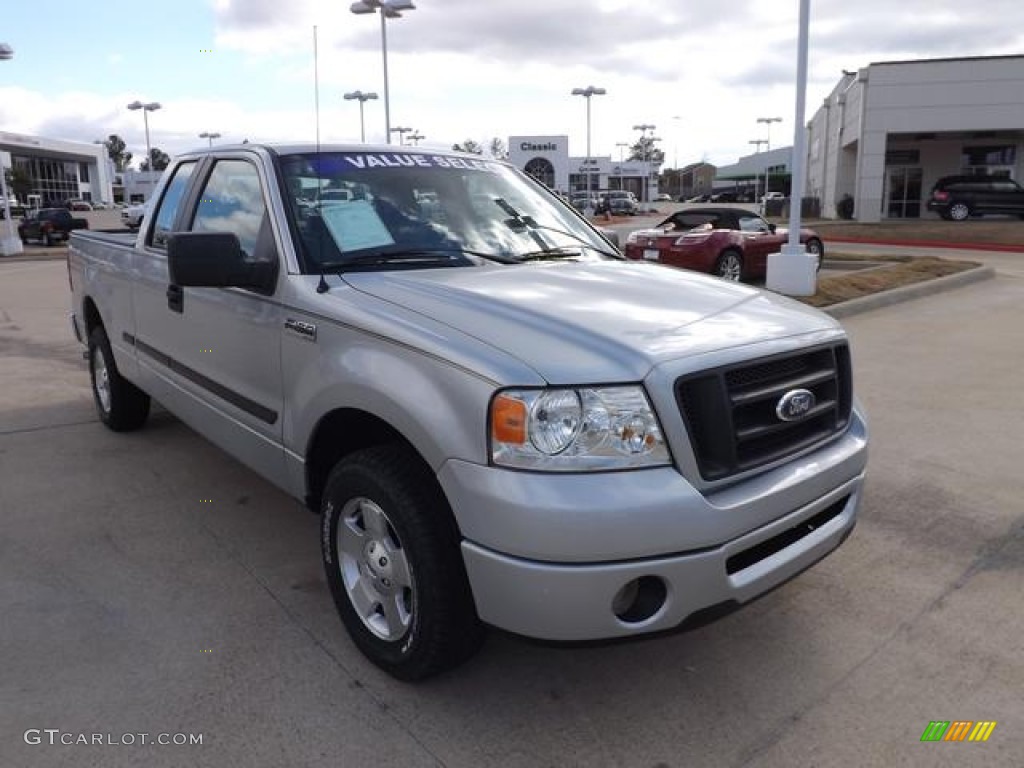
xmin=279 ymin=151 xmax=618 ymax=272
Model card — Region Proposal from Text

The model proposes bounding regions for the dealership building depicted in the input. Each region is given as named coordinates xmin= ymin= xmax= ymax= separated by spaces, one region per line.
xmin=0 ymin=131 xmax=115 ymax=207
xmin=508 ymin=135 xmax=661 ymax=201
xmin=806 ymin=55 xmax=1024 ymax=221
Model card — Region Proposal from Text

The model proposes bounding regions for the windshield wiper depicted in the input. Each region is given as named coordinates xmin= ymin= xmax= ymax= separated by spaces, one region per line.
xmin=491 ymin=198 xmax=621 ymax=260
xmin=514 ymin=246 xmax=586 ymax=262
xmin=318 ymin=247 xmax=517 ymax=272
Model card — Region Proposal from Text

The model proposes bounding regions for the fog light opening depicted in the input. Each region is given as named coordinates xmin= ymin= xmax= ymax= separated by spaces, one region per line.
xmin=612 ymin=576 xmax=667 ymax=624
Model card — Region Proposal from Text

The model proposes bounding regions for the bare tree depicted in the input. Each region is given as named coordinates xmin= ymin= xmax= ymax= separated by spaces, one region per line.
xmin=488 ymin=137 xmax=508 ymax=160
xmin=452 ymin=139 xmax=484 ymax=155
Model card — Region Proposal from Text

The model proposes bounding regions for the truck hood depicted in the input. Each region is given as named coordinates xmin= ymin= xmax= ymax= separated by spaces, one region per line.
xmin=342 ymin=261 xmax=839 ymax=384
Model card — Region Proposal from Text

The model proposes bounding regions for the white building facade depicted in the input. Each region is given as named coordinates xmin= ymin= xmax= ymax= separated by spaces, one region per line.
xmin=806 ymin=55 xmax=1024 ymax=221
xmin=508 ymin=134 xmax=660 ymax=201
xmin=0 ymin=131 xmax=115 ymax=206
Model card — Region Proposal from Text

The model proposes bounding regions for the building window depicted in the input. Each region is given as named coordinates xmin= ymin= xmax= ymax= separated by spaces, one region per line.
xmin=79 ymin=162 xmax=91 ymax=183
xmin=962 ymin=145 xmax=1015 ymax=167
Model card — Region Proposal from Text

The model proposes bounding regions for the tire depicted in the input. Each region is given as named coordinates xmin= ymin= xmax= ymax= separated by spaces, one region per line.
xmin=320 ymin=445 xmax=484 ymax=681
xmin=948 ymin=202 xmax=971 ymax=221
xmin=805 ymin=238 xmax=824 ymax=271
xmin=714 ymin=249 xmax=744 ymax=282
xmin=88 ymin=326 xmax=150 ymax=431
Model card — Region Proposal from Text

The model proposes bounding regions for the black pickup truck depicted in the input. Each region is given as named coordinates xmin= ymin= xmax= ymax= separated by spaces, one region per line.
xmin=18 ymin=208 xmax=89 ymax=246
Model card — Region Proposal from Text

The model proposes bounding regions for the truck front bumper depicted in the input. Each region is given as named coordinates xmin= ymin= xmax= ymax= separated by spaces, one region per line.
xmin=459 ymin=474 xmax=862 ymax=641
xmin=440 ymin=408 xmax=867 ymax=641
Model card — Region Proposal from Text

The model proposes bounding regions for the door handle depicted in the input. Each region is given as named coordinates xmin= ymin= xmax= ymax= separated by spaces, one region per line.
xmin=166 ymin=284 xmax=184 ymax=313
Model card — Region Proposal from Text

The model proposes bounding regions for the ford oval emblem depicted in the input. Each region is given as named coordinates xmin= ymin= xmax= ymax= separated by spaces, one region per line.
xmin=776 ymin=388 xmax=816 ymax=422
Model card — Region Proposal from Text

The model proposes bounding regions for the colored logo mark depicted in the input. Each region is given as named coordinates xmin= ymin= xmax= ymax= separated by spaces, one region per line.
xmin=921 ymin=721 xmax=996 ymax=742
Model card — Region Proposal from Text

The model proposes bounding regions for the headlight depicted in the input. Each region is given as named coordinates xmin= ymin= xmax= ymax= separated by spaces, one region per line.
xmin=490 ymin=386 xmax=670 ymax=471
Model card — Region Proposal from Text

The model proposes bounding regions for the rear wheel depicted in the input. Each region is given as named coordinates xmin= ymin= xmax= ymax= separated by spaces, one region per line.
xmin=714 ymin=250 xmax=743 ymax=282
xmin=320 ymin=445 xmax=484 ymax=681
xmin=88 ymin=326 xmax=150 ymax=431
xmin=949 ymin=202 xmax=971 ymax=221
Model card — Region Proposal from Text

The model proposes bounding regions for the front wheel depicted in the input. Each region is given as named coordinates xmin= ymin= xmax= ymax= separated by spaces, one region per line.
xmin=88 ymin=326 xmax=151 ymax=431
xmin=949 ymin=202 xmax=971 ymax=221
xmin=714 ymin=250 xmax=744 ymax=281
xmin=320 ymin=445 xmax=484 ymax=681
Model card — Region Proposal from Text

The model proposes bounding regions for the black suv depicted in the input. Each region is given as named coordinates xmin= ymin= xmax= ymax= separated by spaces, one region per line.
xmin=926 ymin=175 xmax=1024 ymax=221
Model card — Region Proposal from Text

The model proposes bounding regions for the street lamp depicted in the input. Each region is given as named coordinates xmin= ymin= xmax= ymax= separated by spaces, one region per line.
xmin=672 ymin=115 xmax=682 ymax=198
xmin=615 ymin=142 xmax=629 ymax=190
xmin=343 ymin=90 xmax=379 ymax=143
xmin=350 ymin=0 xmax=416 ymax=144
xmin=389 ymin=126 xmax=412 ymax=145
xmin=126 ymin=100 xmax=161 ymax=172
xmin=632 ymin=123 xmax=656 ymax=205
xmin=199 ymin=132 xmax=221 ymax=147
xmin=757 ymin=116 xmax=782 ymax=206
xmin=407 ymin=131 xmax=424 ymax=146
xmin=571 ymin=86 xmax=606 ymax=215
xmin=750 ymin=139 xmax=767 ymax=204
xmin=0 ymin=42 xmax=22 ymax=256
xmin=756 ymin=116 xmax=783 ymax=151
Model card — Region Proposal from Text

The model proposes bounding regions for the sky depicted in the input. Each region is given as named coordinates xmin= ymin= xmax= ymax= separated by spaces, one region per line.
xmin=1 ymin=0 xmax=1022 ymax=170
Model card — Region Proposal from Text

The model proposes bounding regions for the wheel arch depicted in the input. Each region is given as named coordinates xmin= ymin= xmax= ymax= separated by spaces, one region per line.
xmin=82 ymin=296 xmax=104 ymax=337
xmin=304 ymin=407 xmax=434 ymax=514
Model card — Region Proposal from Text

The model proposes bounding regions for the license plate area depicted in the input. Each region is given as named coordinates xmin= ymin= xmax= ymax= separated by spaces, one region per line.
xmin=643 ymin=248 xmax=660 ymax=261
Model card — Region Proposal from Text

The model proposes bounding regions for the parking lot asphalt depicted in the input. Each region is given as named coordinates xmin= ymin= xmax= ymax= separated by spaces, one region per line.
xmin=1 ymin=257 xmax=1022 ymax=767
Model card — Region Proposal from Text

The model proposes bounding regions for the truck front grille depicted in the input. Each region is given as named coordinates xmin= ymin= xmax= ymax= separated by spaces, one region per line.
xmin=675 ymin=344 xmax=852 ymax=481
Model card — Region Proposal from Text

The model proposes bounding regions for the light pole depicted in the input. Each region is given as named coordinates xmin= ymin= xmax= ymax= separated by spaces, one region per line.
xmin=749 ymin=139 xmax=767 ymax=206
xmin=757 ymin=116 xmax=782 ymax=204
xmin=632 ymin=123 xmax=655 ymax=205
xmin=199 ymin=132 xmax=221 ymax=147
xmin=407 ymin=132 xmax=424 ymax=146
xmin=389 ymin=126 xmax=412 ymax=145
xmin=350 ymin=0 xmax=416 ymax=144
xmin=766 ymin=0 xmax=815 ymax=295
xmin=672 ymin=115 xmax=682 ymax=198
xmin=0 ymin=42 xmax=22 ymax=255
xmin=126 ymin=100 xmax=161 ymax=172
xmin=571 ymin=86 xmax=606 ymax=216
xmin=343 ymin=90 xmax=378 ymax=143
xmin=615 ymin=142 xmax=628 ymax=190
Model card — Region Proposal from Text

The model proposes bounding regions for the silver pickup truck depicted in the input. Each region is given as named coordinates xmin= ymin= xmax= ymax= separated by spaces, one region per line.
xmin=69 ymin=144 xmax=868 ymax=680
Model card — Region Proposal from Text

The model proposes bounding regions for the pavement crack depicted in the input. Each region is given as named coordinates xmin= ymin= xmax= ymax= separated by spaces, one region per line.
xmin=0 ymin=419 xmax=98 ymax=436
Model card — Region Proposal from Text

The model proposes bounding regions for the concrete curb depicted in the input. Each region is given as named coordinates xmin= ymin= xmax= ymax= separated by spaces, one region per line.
xmin=823 ymin=264 xmax=996 ymax=319
xmin=825 ymin=236 xmax=1024 ymax=253
xmin=0 ymin=248 xmax=68 ymax=264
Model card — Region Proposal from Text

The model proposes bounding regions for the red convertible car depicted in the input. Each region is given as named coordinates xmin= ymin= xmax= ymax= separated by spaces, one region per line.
xmin=623 ymin=206 xmax=823 ymax=281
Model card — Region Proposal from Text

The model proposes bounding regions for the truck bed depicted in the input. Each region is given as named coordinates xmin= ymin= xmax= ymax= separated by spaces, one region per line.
xmin=71 ymin=230 xmax=138 ymax=249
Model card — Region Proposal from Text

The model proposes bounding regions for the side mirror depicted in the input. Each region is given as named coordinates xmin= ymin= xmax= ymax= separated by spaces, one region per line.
xmin=768 ymin=223 xmax=777 ymax=234
xmin=168 ymin=232 xmax=276 ymax=292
